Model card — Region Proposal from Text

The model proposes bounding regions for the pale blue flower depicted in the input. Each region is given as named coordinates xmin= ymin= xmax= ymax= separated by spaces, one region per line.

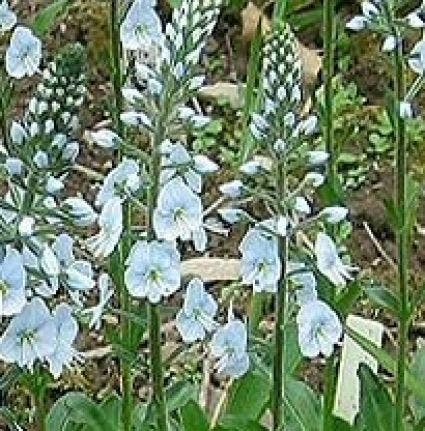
xmin=96 ymin=159 xmax=141 ymax=206
xmin=86 ymin=197 xmax=123 ymax=259
xmin=288 ymin=262 xmax=317 ymax=306
xmin=219 ymin=180 xmax=244 ymax=198
xmin=153 ymin=177 xmax=203 ymax=242
xmin=120 ymin=0 xmax=162 ymax=50
xmin=193 ymin=155 xmax=219 ymax=174
xmin=175 ymin=278 xmax=218 ymax=343
xmin=210 ymin=318 xmax=249 ymax=378
xmin=0 ymin=247 xmax=26 ymax=316
xmin=62 ymin=197 xmax=97 ymax=227
xmin=409 ymin=40 xmax=425 ymax=75
xmin=218 ymin=208 xmax=248 ymax=224
xmin=320 ymin=206 xmax=348 ymax=224
xmin=161 ymin=142 xmax=202 ymax=193
xmin=0 ymin=1 xmax=16 ymax=34
xmin=10 ymin=121 xmax=27 ymax=145
xmin=125 ymin=240 xmax=181 ymax=303
xmin=0 ymin=297 xmax=56 ymax=370
xmin=307 ymin=150 xmax=329 ymax=166
xmin=53 ymin=234 xmax=94 ymax=292
xmin=296 ymin=299 xmax=342 ymax=358
xmin=82 ymin=273 xmax=113 ymax=330
xmin=5 ymin=157 xmax=23 ymax=176
xmin=89 ymin=129 xmax=122 ymax=149
xmin=6 ymin=26 xmax=42 ymax=79
xmin=120 ymin=111 xmax=152 ymax=129
xmin=239 ymin=228 xmax=281 ymax=293
xmin=315 ymin=233 xmax=356 ymax=286
xmin=46 ymin=303 xmax=79 ymax=378
xmin=18 ymin=216 xmax=34 ymax=237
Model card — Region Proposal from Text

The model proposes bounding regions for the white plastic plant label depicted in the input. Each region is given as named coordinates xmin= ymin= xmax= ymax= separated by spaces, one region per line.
xmin=333 ymin=315 xmax=384 ymax=424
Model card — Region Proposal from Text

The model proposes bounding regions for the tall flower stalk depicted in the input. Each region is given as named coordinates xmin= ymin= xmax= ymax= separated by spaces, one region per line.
xmin=323 ymin=0 xmax=337 ymax=188
xmin=108 ymin=1 xmax=133 ymax=429
xmin=393 ymin=29 xmax=408 ymax=431
xmin=322 ymin=1 xmax=338 ymax=428
xmin=235 ymin=23 xmax=349 ymax=431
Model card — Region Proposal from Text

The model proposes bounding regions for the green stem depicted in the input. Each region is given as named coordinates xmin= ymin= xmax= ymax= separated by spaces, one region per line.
xmin=323 ymin=0 xmax=337 ymax=187
xmin=32 ymin=372 xmax=47 ymax=431
xmin=145 ymin=95 xmax=170 ymax=431
xmin=394 ymin=37 xmax=408 ymax=431
xmin=272 ymin=160 xmax=287 ymax=431
xmin=148 ymin=303 xmax=168 ymax=431
xmin=322 ymin=356 xmax=336 ymax=430
xmin=109 ymin=1 xmax=132 ymax=430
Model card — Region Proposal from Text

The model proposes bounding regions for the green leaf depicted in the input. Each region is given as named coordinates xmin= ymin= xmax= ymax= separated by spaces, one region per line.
xmin=331 ymin=416 xmax=355 ymax=430
xmin=224 ymin=369 xmax=270 ymax=422
xmin=284 ymin=377 xmax=321 ymax=431
xmin=336 ymin=282 xmax=363 ymax=316
xmin=32 ymin=0 xmax=69 ymax=36
xmin=355 ymin=364 xmax=394 ymax=431
xmin=409 ymin=348 xmax=425 ymax=423
xmin=166 ymin=380 xmax=198 ymax=412
xmin=364 ymin=286 xmax=400 ymax=316
xmin=345 ymin=326 xmax=425 ymax=406
xmin=285 ymin=323 xmax=303 ymax=375
xmin=181 ymin=400 xmax=209 ymax=431
xmin=46 ymin=392 xmax=116 ymax=431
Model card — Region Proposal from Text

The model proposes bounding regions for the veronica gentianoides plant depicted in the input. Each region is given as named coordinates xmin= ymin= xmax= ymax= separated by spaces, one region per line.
xmin=218 ymin=23 xmax=356 ymax=431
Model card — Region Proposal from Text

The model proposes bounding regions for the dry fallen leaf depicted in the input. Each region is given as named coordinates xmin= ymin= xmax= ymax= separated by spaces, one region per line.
xmin=182 ymin=257 xmax=241 ymax=282
xmin=199 ymin=82 xmax=246 ymax=109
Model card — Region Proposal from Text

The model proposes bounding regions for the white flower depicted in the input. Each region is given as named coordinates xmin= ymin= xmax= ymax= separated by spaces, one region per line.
xmin=346 ymin=16 xmax=367 ymax=31
xmin=409 ymin=40 xmax=425 ymax=75
xmin=296 ymin=300 xmax=342 ymax=358
xmin=6 ymin=26 xmax=42 ymax=79
xmin=153 ymin=177 xmax=203 ymax=242
xmin=210 ymin=318 xmax=249 ymax=378
xmin=193 ymin=155 xmax=219 ymax=174
xmin=125 ymin=240 xmax=181 ymax=304
xmin=219 ymin=180 xmax=244 ymax=198
xmin=5 ymin=157 xmax=23 ymax=176
xmin=239 ymin=228 xmax=281 ymax=293
xmin=382 ymin=35 xmax=397 ymax=52
xmin=308 ymin=150 xmax=329 ymax=165
xmin=120 ymin=111 xmax=152 ymax=129
xmin=399 ymin=101 xmax=413 ymax=119
xmin=160 ymin=142 xmax=202 ymax=193
xmin=294 ymin=196 xmax=311 ymax=215
xmin=89 ymin=129 xmax=122 ymax=149
xmin=10 ymin=121 xmax=27 ymax=145
xmin=315 ymin=233 xmax=356 ymax=286
xmin=288 ymin=262 xmax=317 ymax=306
xmin=46 ymin=303 xmax=79 ymax=378
xmin=62 ymin=197 xmax=97 ymax=227
xmin=96 ymin=159 xmax=140 ymax=206
xmin=120 ymin=0 xmax=162 ymax=50
xmin=53 ymin=234 xmax=94 ymax=292
xmin=87 ymin=197 xmax=123 ymax=259
xmin=305 ymin=172 xmax=325 ymax=187
xmin=0 ymin=1 xmax=16 ymax=34
xmin=320 ymin=206 xmax=348 ymax=224
xmin=175 ymin=278 xmax=218 ymax=343
xmin=407 ymin=9 xmax=425 ymax=28
xmin=0 ymin=298 xmax=56 ymax=369
xmin=218 ymin=208 xmax=248 ymax=224
xmin=82 ymin=273 xmax=113 ymax=330
xmin=0 ymin=248 xmax=26 ymax=316
xmin=18 ymin=216 xmax=35 ymax=237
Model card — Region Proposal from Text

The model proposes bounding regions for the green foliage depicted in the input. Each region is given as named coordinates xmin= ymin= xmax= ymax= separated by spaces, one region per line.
xmin=283 ymin=377 xmax=322 ymax=431
xmin=46 ymin=392 xmax=117 ymax=431
xmin=32 ymin=0 xmax=70 ymax=36
xmin=181 ymin=401 xmax=209 ymax=431
xmin=355 ymin=364 xmax=394 ymax=431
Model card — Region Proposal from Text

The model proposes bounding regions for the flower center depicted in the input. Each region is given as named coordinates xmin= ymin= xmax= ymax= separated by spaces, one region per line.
xmin=19 ymin=329 xmax=36 ymax=345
